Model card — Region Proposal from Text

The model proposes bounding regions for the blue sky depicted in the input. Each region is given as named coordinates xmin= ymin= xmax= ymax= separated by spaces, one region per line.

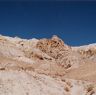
xmin=0 ymin=1 xmax=96 ymax=46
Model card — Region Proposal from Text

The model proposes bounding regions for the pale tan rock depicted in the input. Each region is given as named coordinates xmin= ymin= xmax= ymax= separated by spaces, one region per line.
xmin=0 ymin=35 xmax=96 ymax=95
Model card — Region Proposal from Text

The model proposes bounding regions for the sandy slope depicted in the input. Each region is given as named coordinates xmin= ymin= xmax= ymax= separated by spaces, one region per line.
xmin=64 ymin=62 xmax=96 ymax=82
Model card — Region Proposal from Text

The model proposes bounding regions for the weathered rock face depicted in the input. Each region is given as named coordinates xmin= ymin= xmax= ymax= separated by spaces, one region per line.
xmin=0 ymin=70 xmax=95 ymax=95
xmin=36 ymin=35 xmax=82 ymax=69
xmin=0 ymin=35 xmax=96 ymax=95
xmin=36 ymin=35 xmax=70 ymax=59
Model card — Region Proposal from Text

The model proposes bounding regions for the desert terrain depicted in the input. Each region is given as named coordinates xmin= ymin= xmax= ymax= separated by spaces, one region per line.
xmin=0 ymin=35 xmax=96 ymax=95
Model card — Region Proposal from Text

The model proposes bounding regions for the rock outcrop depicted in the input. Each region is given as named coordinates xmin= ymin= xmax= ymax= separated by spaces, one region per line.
xmin=36 ymin=35 xmax=82 ymax=69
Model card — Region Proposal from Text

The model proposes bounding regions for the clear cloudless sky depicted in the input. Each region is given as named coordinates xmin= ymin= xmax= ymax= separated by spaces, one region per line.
xmin=0 ymin=1 xmax=96 ymax=46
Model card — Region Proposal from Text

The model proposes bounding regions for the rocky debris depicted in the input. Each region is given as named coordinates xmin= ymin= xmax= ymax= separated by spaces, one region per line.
xmin=73 ymin=44 xmax=96 ymax=58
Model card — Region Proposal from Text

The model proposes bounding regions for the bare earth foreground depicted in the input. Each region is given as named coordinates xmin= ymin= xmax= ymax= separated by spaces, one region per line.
xmin=0 ymin=35 xmax=96 ymax=95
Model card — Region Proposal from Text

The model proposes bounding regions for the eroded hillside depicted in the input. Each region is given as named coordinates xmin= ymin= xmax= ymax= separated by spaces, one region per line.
xmin=0 ymin=35 xmax=96 ymax=95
